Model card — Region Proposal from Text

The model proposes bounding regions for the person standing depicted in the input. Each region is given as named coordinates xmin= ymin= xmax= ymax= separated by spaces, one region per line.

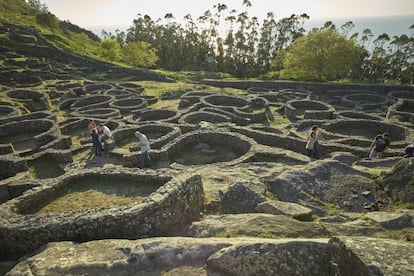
xmin=306 ymin=125 xmax=319 ymax=159
xmin=90 ymin=128 xmax=102 ymax=156
xmin=88 ymin=119 xmax=96 ymax=134
xmin=135 ymin=131 xmax=151 ymax=168
xmin=369 ymin=133 xmax=390 ymax=158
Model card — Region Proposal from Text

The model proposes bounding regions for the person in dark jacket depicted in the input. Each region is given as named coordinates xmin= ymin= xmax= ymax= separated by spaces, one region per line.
xmin=369 ymin=133 xmax=390 ymax=158
xmin=91 ymin=128 xmax=102 ymax=156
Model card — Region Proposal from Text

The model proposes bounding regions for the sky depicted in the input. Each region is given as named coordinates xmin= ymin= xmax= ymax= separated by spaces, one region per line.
xmin=40 ymin=0 xmax=414 ymax=27
xmin=40 ymin=0 xmax=414 ymax=36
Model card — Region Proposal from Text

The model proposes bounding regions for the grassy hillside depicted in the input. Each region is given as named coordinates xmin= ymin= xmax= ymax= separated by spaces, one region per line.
xmin=0 ymin=0 xmax=104 ymax=62
xmin=0 ymin=0 xmax=233 ymax=83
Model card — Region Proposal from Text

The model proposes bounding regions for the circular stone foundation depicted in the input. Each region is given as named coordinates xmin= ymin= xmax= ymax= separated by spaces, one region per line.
xmin=0 ymin=105 xmax=21 ymax=117
xmin=71 ymin=95 xmax=114 ymax=110
xmin=178 ymin=91 xmax=217 ymax=109
xmin=112 ymin=123 xmax=181 ymax=150
xmin=278 ymin=89 xmax=312 ymax=101
xmin=109 ymin=97 xmax=147 ymax=114
xmin=132 ymin=109 xmax=181 ymax=123
xmin=117 ymin=82 xmax=144 ymax=92
xmin=0 ymin=168 xmax=203 ymax=259
xmin=201 ymin=94 xmax=251 ymax=109
xmin=179 ymin=111 xmax=232 ymax=125
xmin=246 ymin=87 xmax=272 ymax=94
xmin=163 ymin=130 xmax=255 ymax=165
xmin=285 ymin=100 xmax=334 ymax=120
xmin=6 ymin=89 xmax=50 ymax=111
xmin=104 ymin=89 xmax=136 ymax=99
xmin=75 ymin=108 xmax=122 ymax=120
xmin=323 ymin=119 xmax=409 ymax=141
xmin=337 ymin=111 xmax=384 ymax=121
xmin=0 ymin=119 xmax=57 ymax=152
xmin=387 ymin=90 xmax=414 ymax=101
xmin=83 ymin=83 xmax=114 ymax=94
xmin=387 ymin=99 xmax=414 ymax=124
xmin=341 ymin=93 xmax=390 ymax=110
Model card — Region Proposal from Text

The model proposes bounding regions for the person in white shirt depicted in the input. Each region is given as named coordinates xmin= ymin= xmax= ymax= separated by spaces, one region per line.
xmin=135 ymin=131 xmax=151 ymax=168
xmin=98 ymin=123 xmax=111 ymax=150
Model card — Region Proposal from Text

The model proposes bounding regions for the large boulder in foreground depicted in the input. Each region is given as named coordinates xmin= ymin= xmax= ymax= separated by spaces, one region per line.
xmin=330 ymin=236 xmax=414 ymax=276
xmin=6 ymin=237 xmax=331 ymax=276
xmin=265 ymin=160 xmax=376 ymax=213
xmin=8 ymin=236 xmax=414 ymax=275
xmin=380 ymin=157 xmax=414 ymax=204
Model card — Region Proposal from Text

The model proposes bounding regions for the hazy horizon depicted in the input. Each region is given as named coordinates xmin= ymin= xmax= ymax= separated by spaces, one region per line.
xmin=42 ymin=0 xmax=414 ymax=31
xmin=86 ymin=14 xmax=413 ymax=39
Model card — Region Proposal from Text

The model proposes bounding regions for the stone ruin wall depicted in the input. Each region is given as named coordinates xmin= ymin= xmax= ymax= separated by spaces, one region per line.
xmin=0 ymin=170 xmax=203 ymax=260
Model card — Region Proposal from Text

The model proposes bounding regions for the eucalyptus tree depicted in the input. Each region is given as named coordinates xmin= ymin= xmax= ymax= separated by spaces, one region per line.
xmin=360 ymin=28 xmax=374 ymax=48
xmin=388 ymin=34 xmax=414 ymax=83
xmin=126 ymin=14 xmax=156 ymax=44
xmin=273 ymin=13 xmax=309 ymax=52
xmin=340 ymin=21 xmax=355 ymax=36
xmin=257 ymin=12 xmax=277 ymax=73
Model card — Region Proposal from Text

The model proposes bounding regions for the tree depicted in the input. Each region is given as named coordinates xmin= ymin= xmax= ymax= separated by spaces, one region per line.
xmin=121 ymin=41 xmax=158 ymax=68
xmin=35 ymin=12 xmax=58 ymax=32
xmin=99 ymin=39 xmax=121 ymax=62
xmin=280 ymin=28 xmax=363 ymax=81
xmin=27 ymin=0 xmax=48 ymax=12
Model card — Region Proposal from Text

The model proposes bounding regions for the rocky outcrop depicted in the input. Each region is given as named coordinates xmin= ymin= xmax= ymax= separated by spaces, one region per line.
xmin=380 ymin=158 xmax=414 ymax=204
xmin=184 ymin=213 xmax=328 ymax=238
xmin=265 ymin=160 xmax=377 ymax=213
xmin=221 ymin=179 xmax=267 ymax=213
xmin=330 ymin=236 xmax=414 ymax=275
xmin=7 ymin=236 xmax=414 ymax=275
xmin=364 ymin=211 xmax=413 ymax=230
xmin=255 ymin=200 xmax=313 ymax=221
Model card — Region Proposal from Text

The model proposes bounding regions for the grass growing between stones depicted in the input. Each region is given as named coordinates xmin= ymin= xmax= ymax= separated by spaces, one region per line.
xmin=32 ymin=177 xmax=161 ymax=214
xmin=269 ymin=113 xmax=291 ymax=126
xmin=138 ymin=81 xmax=245 ymax=100
xmin=374 ymin=229 xmax=414 ymax=242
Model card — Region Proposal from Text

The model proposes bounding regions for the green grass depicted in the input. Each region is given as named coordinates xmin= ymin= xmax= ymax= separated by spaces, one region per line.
xmin=395 ymin=203 xmax=414 ymax=209
xmin=0 ymin=0 xmax=107 ymax=64
xmin=29 ymin=177 xmax=162 ymax=214
xmin=214 ymin=231 xmax=240 ymax=238
xmin=374 ymin=229 xmax=414 ymax=242
xmin=269 ymin=114 xmax=291 ymax=126
xmin=154 ymin=69 xmax=234 ymax=82
xmin=138 ymin=80 xmax=246 ymax=100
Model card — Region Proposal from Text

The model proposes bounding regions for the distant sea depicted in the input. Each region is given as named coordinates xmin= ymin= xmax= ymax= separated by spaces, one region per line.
xmin=304 ymin=15 xmax=413 ymax=38
xmin=87 ymin=14 xmax=414 ymax=39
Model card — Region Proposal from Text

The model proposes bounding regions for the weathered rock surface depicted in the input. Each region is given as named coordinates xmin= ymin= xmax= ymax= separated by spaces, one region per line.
xmin=255 ymin=200 xmax=313 ymax=221
xmin=221 ymin=179 xmax=267 ymax=213
xmin=7 ymin=237 xmax=332 ymax=276
xmin=206 ymin=238 xmax=332 ymax=275
xmin=8 ymin=236 xmax=414 ymax=276
xmin=365 ymin=211 xmax=413 ymax=230
xmin=184 ymin=213 xmax=328 ymax=238
xmin=329 ymin=236 xmax=414 ymax=276
xmin=265 ymin=159 xmax=376 ymax=213
xmin=380 ymin=158 xmax=414 ymax=203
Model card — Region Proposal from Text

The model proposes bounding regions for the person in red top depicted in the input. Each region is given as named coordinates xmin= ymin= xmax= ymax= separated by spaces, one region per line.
xmin=88 ymin=119 xmax=96 ymax=134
